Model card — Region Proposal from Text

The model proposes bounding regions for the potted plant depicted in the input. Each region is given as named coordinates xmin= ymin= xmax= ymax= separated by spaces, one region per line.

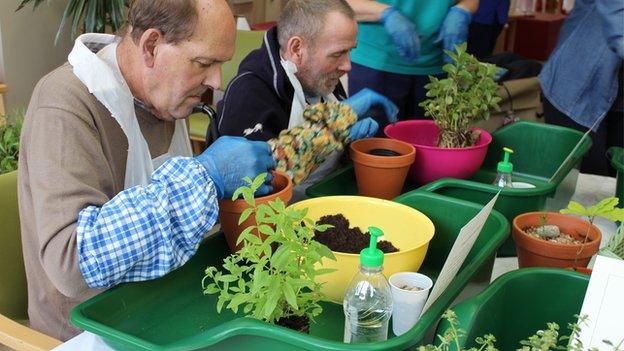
xmin=16 ymin=0 xmax=127 ymax=44
xmin=384 ymin=43 xmax=500 ymax=185
xmin=0 ymin=109 xmax=24 ymax=174
xmin=349 ymin=137 xmax=416 ymax=199
xmin=512 ymin=197 xmax=624 ymax=269
xmin=219 ymin=171 xmax=292 ymax=253
xmin=203 ymin=174 xmax=336 ymax=332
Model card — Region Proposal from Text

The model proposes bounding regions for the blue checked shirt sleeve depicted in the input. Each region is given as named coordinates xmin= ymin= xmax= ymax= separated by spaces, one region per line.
xmin=76 ymin=157 xmax=219 ymax=288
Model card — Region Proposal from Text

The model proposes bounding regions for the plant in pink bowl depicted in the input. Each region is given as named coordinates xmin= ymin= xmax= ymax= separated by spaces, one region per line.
xmin=385 ymin=44 xmax=500 ymax=185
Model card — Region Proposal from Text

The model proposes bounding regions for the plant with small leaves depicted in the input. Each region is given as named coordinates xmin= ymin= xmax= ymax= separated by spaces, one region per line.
xmin=600 ymin=223 xmax=624 ymax=261
xmin=539 ymin=213 xmax=548 ymax=227
xmin=560 ymin=197 xmax=624 ymax=268
xmin=422 ymin=311 xmax=616 ymax=350
xmin=419 ymin=43 xmax=501 ymax=148
xmin=0 ymin=109 xmax=25 ymax=174
xmin=202 ymin=173 xmax=336 ymax=329
xmin=417 ymin=310 xmax=498 ymax=351
xmin=16 ymin=0 xmax=128 ymax=45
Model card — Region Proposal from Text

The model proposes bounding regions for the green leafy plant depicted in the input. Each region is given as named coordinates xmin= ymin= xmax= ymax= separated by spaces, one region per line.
xmin=560 ymin=197 xmax=624 ymax=267
xmin=600 ymin=224 xmax=624 ymax=260
xmin=419 ymin=311 xmax=620 ymax=351
xmin=16 ymin=0 xmax=128 ymax=45
xmin=0 ymin=109 xmax=25 ymax=174
xmin=419 ymin=43 xmax=501 ymax=148
xmin=202 ymin=173 xmax=336 ymax=329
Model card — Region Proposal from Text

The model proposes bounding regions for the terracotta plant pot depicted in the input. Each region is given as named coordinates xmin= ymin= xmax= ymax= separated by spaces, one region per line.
xmin=350 ymin=138 xmax=416 ymax=200
xmin=512 ymin=212 xmax=602 ymax=269
xmin=219 ymin=171 xmax=293 ymax=253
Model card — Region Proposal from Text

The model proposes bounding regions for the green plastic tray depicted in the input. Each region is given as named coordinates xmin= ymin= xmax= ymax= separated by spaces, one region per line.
xmin=71 ymin=191 xmax=509 ymax=351
xmin=608 ymin=147 xmax=624 ymax=206
xmin=435 ymin=268 xmax=589 ymax=350
xmin=306 ymin=121 xmax=591 ymax=256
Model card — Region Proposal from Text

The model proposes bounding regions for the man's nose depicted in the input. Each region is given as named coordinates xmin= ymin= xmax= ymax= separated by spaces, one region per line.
xmin=203 ymin=66 xmax=222 ymax=90
xmin=339 ymin=55 xmax=352 ymax=73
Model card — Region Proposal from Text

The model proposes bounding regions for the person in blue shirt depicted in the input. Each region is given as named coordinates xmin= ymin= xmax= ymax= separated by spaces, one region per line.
xmin=539 ymin=0 xmax=623 ymax=176
xmin=467 ymin=0 xmax=510 ymax=59
xmin=18 ymin=0 xmax=274 ymax=340
xmin=345 ymin=0 xmax=479 ymax=125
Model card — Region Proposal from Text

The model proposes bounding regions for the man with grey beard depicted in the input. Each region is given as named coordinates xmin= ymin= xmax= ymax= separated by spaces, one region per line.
xmin=214 ymin=0 xmax=398 ymax=200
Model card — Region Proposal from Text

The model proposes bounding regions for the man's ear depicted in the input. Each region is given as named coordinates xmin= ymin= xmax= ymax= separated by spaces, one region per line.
xmin=138 ymin=28 xmax=162 ymax=68
xmin=285 ymin=36 xmax=306 ymax=65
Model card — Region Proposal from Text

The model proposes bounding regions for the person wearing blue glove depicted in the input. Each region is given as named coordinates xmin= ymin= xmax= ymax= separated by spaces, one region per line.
xmin=215 ymin=0 xmax=398 ymax=201
xmin=346 ymin=0 xmax=479 ymax=120
xmin=380 ymin=7 xmax=420 ymax=62
xmin=436 ymin=6 xmax=473 ymax=63
xmin=349 ymin=117 xmax=380 ymax=140
xmin=17 ymin=0 xmax=276 ymax=341
xmin=195 ymin=136 xmax=276 ymax=198
xmin=342 ymin=87 xmax=398 ymax=137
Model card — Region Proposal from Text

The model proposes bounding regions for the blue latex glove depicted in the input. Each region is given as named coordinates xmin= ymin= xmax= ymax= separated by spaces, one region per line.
xmin=380 ymin=6 xmax=420 ymax=61
xmin=195 ymin=136 xmax=276 ymax=199
xmin=342 ymin=88 xmax=399 ymax=123
xmin=435 ymin=6 xmax=472 ymax=63
xmin=349 ymin=117 xmax=379 ymax=140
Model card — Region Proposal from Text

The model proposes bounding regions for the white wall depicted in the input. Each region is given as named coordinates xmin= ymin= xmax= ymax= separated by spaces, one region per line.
xmin=0 ymin=1 xmax=73 ymax=112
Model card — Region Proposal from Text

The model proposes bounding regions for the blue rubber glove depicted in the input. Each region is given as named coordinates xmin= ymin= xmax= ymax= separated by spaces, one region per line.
xmin=349 ymin=118 xmax=379 ymax=140
xmin=380 ymin=7 xmax=420 ymax=61
xmin=435 ymin=6 xmax=472 ymax=63
xmin=343 ymin=88 xmax=399 ymax=123
xmin=195 ymin=136 xmax=276 ymax=199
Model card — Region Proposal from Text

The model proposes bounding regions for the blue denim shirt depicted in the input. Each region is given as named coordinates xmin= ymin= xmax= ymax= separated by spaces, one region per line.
xmin=539 ymin=0 xmax=624 ymax=129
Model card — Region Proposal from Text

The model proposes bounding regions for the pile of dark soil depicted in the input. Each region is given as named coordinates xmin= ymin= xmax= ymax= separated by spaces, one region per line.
xmin=313 ymin=214 xmax=399 ymax=254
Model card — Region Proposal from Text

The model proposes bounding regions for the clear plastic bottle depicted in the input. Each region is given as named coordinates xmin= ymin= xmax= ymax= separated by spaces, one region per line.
xmin=343 ymin=227 xmax=393 ymax=344
xmin=493 ymin=147 xmax=514 ymax=188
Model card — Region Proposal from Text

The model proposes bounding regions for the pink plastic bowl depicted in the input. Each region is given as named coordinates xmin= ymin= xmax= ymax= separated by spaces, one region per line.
xmin=384 ymin=120 xmax=492 ymax=185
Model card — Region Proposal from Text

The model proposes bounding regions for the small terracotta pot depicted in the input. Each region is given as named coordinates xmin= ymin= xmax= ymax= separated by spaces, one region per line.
xmin=219 ymin=171 xmax=293 ymax=253
xmin=350 ymin=138 xmax=416 ymax=200
xmin=512 ymin=212 xmax=602 ymax=269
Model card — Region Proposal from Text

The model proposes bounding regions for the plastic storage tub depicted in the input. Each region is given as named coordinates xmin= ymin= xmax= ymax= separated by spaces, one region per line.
xmin=608 ymin=147 xmax=624 ymax=205
xmin=71 ymin=192 xmax=508 ymax=351
xmin=434 ymin=268 xmax=589 ymax=350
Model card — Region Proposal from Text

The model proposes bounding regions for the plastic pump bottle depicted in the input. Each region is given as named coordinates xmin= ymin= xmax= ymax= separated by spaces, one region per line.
xmin=343 ymin=226 xmax=393 ymax=343
xmin=493 ymin=147 xmax=514 ymax=188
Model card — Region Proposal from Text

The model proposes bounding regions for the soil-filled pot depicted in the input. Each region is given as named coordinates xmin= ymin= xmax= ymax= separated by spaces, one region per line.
xmin=384 ymin=120 xmax=492 ymax=185
xmin=512 ymin=212 xmax=602 ymax=269
xmin=219 ymin=171 xmax=293 ymax=253
xmin=350 ymin=138 xmax=416 ymax=199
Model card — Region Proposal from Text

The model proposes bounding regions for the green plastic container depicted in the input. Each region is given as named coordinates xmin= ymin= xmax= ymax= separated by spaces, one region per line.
xmin=422 ymin=122 xmax=591 ymax=256
xmin=435 ymin=268 xmax=589 ymax=350
xmin=608 ymin=147 xmax=624 ymax=206
xmin=71 ymin=192 xmax=509 ymax=351
xmin=306 ymin=122 xmax=591 ymax=256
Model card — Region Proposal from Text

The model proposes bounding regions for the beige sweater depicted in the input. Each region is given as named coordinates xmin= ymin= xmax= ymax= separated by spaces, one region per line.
xmin=18 ymin=63 xmax=175 ymax=341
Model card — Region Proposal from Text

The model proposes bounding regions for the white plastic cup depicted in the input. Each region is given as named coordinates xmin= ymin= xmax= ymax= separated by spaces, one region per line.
xmin=388 ymin=272 xmax=433 ymax=336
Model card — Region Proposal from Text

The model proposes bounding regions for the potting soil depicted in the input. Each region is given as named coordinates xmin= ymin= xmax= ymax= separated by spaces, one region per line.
xmin=268 ymin=102 xmax=357 ymax=185
xmin=313 ymin=214 xmax=399 ymax=254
